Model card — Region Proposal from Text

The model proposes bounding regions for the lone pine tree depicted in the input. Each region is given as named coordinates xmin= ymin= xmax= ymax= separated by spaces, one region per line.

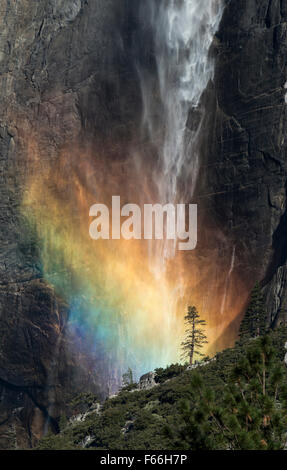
xmin=239 ymin=282 xmax=267 ymax=342
xmin=181 ymin=306 xmax=208 ymax=365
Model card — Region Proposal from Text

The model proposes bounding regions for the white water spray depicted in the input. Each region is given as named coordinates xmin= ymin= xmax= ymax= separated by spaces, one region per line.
xmin=140 ymin=0 xmax=224 ymax=204
xmin=138 ymin=0 xmax=224 ymax=267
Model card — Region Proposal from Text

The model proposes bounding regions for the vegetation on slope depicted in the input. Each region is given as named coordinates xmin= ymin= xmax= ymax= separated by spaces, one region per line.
xmin=37 ymin=326 xmax=287 ymax=450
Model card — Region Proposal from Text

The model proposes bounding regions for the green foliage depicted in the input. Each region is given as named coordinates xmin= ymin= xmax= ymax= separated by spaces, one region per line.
xmin=121 ymin=383 xmax=139 ymax=392
xmin=36 ymin=326 xmax=287 ymax=451
xmin=37 ymin=430 xmax=79 ymax=450
xmin=59 ymin=414 xmax=68 ymax=432
xmin=155 ymin=364 xmax=186 ymax=383
xmin=181 ymin=306 xmax=208 ymax=365
xmin=239 ymin=282 xmax=267 ymax=342
xmin=169 ymin=334 xmax=287 ymax=450
xmin=69 ymin=392 xmax=98 ymax=410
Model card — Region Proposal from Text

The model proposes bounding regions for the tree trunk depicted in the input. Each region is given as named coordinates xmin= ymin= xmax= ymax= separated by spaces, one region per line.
xmin=190 ymin=320 xmax=195 ymax=365
xmin=262 ymin=353 xmax=266 ymax=396
xmin=190 ymin=347 xmax=194 ymax=366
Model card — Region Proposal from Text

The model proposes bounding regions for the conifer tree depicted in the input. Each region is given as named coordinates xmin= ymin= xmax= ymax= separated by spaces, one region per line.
xmin=220 ymin=335 xmax=287 ymax=449
xmin=181 ymin=306 xmax=208 ymax=365
xmin=239 ymin=282 xmax=267 ymax=342
xmin=122 ymin=368 xmax=134 ymax=387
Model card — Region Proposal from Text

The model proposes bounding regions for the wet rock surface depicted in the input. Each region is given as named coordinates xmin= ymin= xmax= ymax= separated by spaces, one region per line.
xmin=199 ymin=0 xmax=287 ymax=342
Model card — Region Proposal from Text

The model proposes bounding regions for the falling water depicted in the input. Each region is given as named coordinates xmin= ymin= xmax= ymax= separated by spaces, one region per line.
xmin=220 ymin=246 xmax=236 ymax=316
xmin=139 ymin=0 xmax=224 ymax=205
xmin=135 ymin=0 xmax=225 ymax=365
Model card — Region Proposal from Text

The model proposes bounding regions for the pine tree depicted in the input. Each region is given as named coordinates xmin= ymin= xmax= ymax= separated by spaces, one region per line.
xmin=122 ymin=367 xmax=134 ymax=387
xmin=220 ymin=335 xmax=287 ymax=450
xmin=239 ymin=282 xmax=267 ymax=342
xmin=181 ymin=306 xmax=208 ymax=365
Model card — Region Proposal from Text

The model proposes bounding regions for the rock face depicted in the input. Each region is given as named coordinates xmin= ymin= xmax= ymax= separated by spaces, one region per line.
xmin=0 ymin=280 xmax=100 ymax=448
xmin=1 ymin=0 xmax=287 ymax=449
xmin=0 ymin=0 xmax=131 ymax=448
xmin=139 ymin=372 xmax=157 ymax=391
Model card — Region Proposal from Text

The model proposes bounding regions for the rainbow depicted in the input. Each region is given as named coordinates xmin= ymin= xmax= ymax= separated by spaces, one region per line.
xmin=21 ymin=138 xmax=248 ymax=390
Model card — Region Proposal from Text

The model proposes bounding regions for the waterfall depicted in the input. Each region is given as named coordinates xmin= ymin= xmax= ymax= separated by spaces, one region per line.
xmin=220 ymin=246 xmax=236 ymax=316
xmin=139 ymin=0 xmax=224 ymax=204
xmin=137 ymin=0 xmax=224 ymax=268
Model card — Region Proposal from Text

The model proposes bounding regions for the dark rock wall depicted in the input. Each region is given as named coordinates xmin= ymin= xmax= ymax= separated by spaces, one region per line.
xmin=199 ymin=0 xmax=287 ymax=339
xmin=0 ymin=0 xmax=132 ymax=448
